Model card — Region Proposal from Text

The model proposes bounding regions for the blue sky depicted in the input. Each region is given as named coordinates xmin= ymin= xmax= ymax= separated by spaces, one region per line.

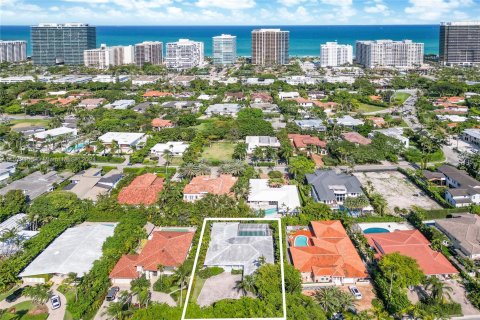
xmin=1 ymin=0 xmax=480 ymax=25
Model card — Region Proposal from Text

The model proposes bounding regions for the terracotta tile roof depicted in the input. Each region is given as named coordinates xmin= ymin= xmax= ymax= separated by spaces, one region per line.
xmin=143 ymin=91 xmax=173 ymax=98
xmin=365 ymin=230 xmax=458 ymax=276
xmin=341 ymin=132 xmax=372 ymax=145
xmin=118 ymin=173 xmax=164 ymax=205
xmin=288 ymin=134 xmax=327 ymax=149
xmin=109 ymin=230 xmax=194 ymax=279
xmin=151 ymin=118 xmax=173 ymax=127
xmin=183 ymin=174 xmax=237 ymax=196
xmin=313 ymin=101 xmax=339 ymax=109
xmin=251 ymin=92 xmax=273 ymax=102
xmin=369 ymin=95 xmax=382 ymax=101
xmin=367 ymin=117 xmax=386 ymax=127
xmin=288 ymin=220 xmax=368 ymax=279
xmin=440 ymin=96 xmax=465 ymax=104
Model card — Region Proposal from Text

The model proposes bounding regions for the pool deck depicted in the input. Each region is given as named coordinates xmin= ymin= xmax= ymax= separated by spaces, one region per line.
xmin=355 ymin=222 xmax=414 ymax=233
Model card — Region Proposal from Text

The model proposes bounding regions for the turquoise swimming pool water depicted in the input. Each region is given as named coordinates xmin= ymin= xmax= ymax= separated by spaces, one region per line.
xmin=67 ymin=142 xmax=86 ymax=152
xmin=363 ymin=227 xmax=390 ymax=234
xmin=264 ymin=208 xmax=277 ymax=215
xmin=294 ymin=235 xmax=308 ymax=247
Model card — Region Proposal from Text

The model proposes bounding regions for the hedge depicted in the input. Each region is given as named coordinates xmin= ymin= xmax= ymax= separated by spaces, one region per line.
xmin=198 ymin=267 xmax=224 ymax=279
xmin=422 ymin=207 xmax=470 ymax=219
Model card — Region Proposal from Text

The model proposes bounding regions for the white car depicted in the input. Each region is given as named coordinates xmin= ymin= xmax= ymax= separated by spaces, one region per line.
xmin=349 ymin=286 xmax=362 ymax=300
xmin=50 ymin=295 xmax=61 ymax=310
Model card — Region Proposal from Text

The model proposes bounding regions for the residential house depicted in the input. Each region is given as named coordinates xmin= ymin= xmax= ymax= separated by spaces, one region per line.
xmin=224 ymin=92 xmax=246 ymax=102
xmin=437 ymin=165 xmax=480 ymax=207
xmin=328 ymin=116 xmax=364 ymax=129
xmin=341 ymin=132 xmax=372 ymax=145
xmin=435 ymin=214 xmax=480 ymax=260
xmin=251 ymin=103 xmax=280 ymax=113
xmin=462 ymin=128 xmax=480 ymax=147
xmin=117 ymin=173 xmax=165 ymax=206
xmin=0 ymin=214 xmax=39 ymax=256
xmin=131 ymin=75 xmax=161 ymax=85
xmin=150 ymin=141 xmax=189 ymax=157
xmin=132 ymin=102 xmax=152 ymax=113
xmin=288 ymin=134 xmax=327 ymax=155
xmin=306 ymin=170 xmax=368 ymax=211
xmin=13 ymin=126 xmax=45 ymax=137
xmin=278 ymin=92 xmax=300 ymax=100
xmin=161 ymin=100 xmax=201 ymax=111
xmin=245 ymin=78 xmax=274 ymax=86
xmin=288 ymin=220 xmax=368 ymax=284
xmin=204 ymin=223 xmax=274 ymax=275
xmin=204 ymin=103 xmax=241 ymax=117
xmin=98 ymin=132 xmax=146 ymax=154
xmin=31 ymin=127 xmax=77 ymax=148
xmin=151 ymin=118 xmax=174 ymax=130
xmin=367 ymin=116 xmax=387 ymax=128
xmin=143 ymin=91 xmax=173 ymax=99
xmin=110 ymin=229 xmax=194 ymax=283
xmin=63 ymin=168 xmax=123 ymax=201
xmin=251 ymin=92 xmax=273 ymax=103
xmin=0 ymin=171 xmax=70 ymax=200
xmin=365 ymin=230 xmax=458 ymax=276
xmin=307 ymin=91 xmax=326 ymax=100
xmin=294 ymin=119 xmax=327 ymax=131
xmin=77 ymin=98 xmax=105 ymax=109
xmin=183 ymin=174 xmax=237 ymax=202
xmin=104 ymin=100 xmax=135 ymax=110
xmin=0 ymin=162 xmax=16 ymax=182
xmin=248 ymin=179 xmax=301 ymax=214
xmin=245 ymin=136 xmax=281 ymax=154
xmin=369 ymin=127 xmax=409 ymax=147
xmin=289 ymin=97 xmax=315 ymax=107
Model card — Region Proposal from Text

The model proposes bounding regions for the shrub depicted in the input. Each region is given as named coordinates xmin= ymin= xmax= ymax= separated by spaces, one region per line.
xmin=198 ymin=267 xmax=224 ymax=279
xmin=153 ymin=275 xmax=176 ymax=292
xmin=267 ymin=171 xmax=283 ymax=179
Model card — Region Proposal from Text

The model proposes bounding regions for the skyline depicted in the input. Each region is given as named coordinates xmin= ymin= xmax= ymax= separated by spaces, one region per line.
xmin=1 ymin=0 xmax=480 ymax=26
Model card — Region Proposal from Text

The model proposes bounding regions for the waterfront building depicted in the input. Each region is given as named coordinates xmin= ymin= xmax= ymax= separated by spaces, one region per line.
xmin=355 ymin=40 xmax=424 ymax=68
xmin=251 ymin=29 xmax=289 ymax=65
xmin=212 ymin=34 xmax=237 ymax=65
xmin=165 ymin=39 xmax=204 ymax=69
xmin=84 ymin=44 xmax=134 ymax=69
xmin=31 ymin=23 xmax=96 ymax=66
xmin=0 ymin=40 xmax=27 ymax=63
xmin=135 ymin=41 xmax=163 ymax=67
xmin=440 ymin=21 xmax=480 ymax=66
xmin=320 ymin=42 xmax=353 ymax=67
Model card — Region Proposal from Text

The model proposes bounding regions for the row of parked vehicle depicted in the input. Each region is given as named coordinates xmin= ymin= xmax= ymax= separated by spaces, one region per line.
xmin=5 ymin=285 xmax=61 ymax=310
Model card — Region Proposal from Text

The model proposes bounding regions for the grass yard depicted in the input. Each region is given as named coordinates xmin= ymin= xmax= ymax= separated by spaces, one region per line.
xmin=201 ymin=142 xmax=236 ymax=162
xmin=393 ymin=92 xmax=411 ymax=104
xmin=190 ymin=277 xmax=206 ymax=303
xmin=9 ymin=119 xmax=50 ymax=129
xmin=0 ymin=301 xmax=48 ymax=320
xmin=356 ymin=103 xmax=387 ymax=113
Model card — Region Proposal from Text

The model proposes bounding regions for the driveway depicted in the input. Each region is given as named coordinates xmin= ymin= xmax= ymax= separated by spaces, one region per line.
xmin=196 ymin=273 xmax=244 ymax=307
xmin=447 ymin=278 xmax=480 ymax=316
xmin=46 ymin=283 xmax=67 ymax=320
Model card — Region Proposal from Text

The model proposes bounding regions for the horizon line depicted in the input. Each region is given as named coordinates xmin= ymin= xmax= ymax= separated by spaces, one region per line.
xmin=1 ymin=24 xmax=441 ymax=27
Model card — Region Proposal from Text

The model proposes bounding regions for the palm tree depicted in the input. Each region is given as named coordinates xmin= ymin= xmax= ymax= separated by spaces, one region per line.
xmin=257 ymin=255 xmax=267 ymax=266
xmin=103 ymin=301 xmax=126 ymax=320
xmin=162 ymin=149 xmax=173 ymax=174
xmin=313 ymin=287 xmax=341 ymax=316
xmin=0 ymin=227 xmax=20 ymax=256
xmin=264 ymin=146 xmax=278 ymax=163
xmin=175 ymin=265 xmax=189 ymax=307
xmin=425 ymin=276 xmax=453 ymax=302
xmin=23 ymin=284 xmax=51 ymax=306
xmin=179 ymin=163 xmax=197 ymax=179
xmin=95 ymin=141 xmax=105 ymax=160
xmin=157 ymin=264 xmax=165 ymax=282
xmin=65 ymin=272 xmax=78 ymax=301
xmin=196 ymin=163 xmax=211 ymax=176
xmin=371 ymin=193 xmax=388 ymax=216
xmin=235 ymin=275 xmax=256 ymax=296
xmin=252 ymin=146 xmax=265 ymax=163
xmin=110 ymin=140 xmax=120 ymax=156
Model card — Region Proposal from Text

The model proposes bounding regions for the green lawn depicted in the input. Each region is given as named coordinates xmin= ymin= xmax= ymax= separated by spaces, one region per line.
xmin=201 ymin=142 xmax=236 ymax=162
xmin=0 ymin=301 xmax=48 ymax=320
xmin=356 ymin=103 xmax=387 ymax=113
xmin=190 ymin=277 xmax=206 ymax=303
xmin=393 ymin=92 xmax=411 ymax=104
xmin=9 ymin=119 xmax=50 ymax=129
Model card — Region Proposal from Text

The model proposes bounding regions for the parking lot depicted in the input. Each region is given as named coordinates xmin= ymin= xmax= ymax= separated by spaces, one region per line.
xmin=354 ymin=171 xmax=441 ymax=213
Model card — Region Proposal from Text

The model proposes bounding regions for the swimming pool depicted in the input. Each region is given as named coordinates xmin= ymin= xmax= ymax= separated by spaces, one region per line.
xmin=363 ymin=227 xmax=390 ymax=234
xmin=264 ymin=208 xmax=277 ymax=215
xmin=294 ymin=235 xmax=309 ymax=247
xmin=66 ymin=142 xmax=86 ymax=152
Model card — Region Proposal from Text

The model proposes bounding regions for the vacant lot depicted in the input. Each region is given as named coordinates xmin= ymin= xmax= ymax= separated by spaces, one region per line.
xmin=356 ymin=103 xmax=386 ymax=113
xmin=201 ymin=142 xmax=236 ymax=162
xmin=393 ymin=92 xmax=411 ymax=104
xmin=10 ymin=119 xmax=49 ymax=128
xmin=353 ymin=171 xmax=441 ymax=213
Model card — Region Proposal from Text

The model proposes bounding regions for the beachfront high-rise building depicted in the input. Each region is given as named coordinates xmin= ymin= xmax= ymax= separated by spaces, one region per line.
xmin=31 ymin=23 xmax=96 ymax=66
xmin=135 ymin=41 xmax=163 ymax=67
xmin=251 ymin=29 xmax=289 ymax=65
xmin=0 ymin=40 xmax=27 ymax=63
xmin=84 ymin=44 xmax=134 ymax=69
xmin=165 ymin=39 xmax=204 ymax=69
xmin=440 ymin=22 xmax=480 ymax=66
xmin=320 ymin=42 xmax=353 ymax=67
xmin=355 ymin=40 xmax=424 ymax=68
xmin=212 ymin=34 xmax=237 ymax=65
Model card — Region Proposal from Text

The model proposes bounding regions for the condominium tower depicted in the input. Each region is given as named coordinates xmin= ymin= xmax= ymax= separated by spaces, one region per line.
xmin=0 ymin=40 xmax=27 ymax=63
xmin=31 ymin=23 xmax=96 ymax=66
xmin=84 ymin=44 xmax=134 ymax=69
xmin=135 ymin=41 xmax=163 ymax=67
xmin=213 ymin=34 xmax=237 ymax=65
xmin=251 ymin=29 xmax=289 ymax=65
xmin=165 ymin=39 xmax=204 ymax=69
xmin=355 ymin=40 xmax=424 ymax=68
xmin=320 ymin=42 xmax=353 ymax=67
xmin=440 ymin=21 xmax=480 ymax=66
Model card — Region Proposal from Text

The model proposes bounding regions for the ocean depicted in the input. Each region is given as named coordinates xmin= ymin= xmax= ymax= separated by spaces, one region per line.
xmin=0 ymin=25 xmax=440 ymax=57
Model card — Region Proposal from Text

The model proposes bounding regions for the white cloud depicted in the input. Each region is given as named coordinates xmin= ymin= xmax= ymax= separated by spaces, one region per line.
xmin=364 ymin=0 xmax=390 ymax=16
xmin=63 ymin=0 xmax=172 ymax=9
xmin=320 ymin=0 xmax=352 ymax=6
xmin=195 ymin=0 xmax=255 ymax=10
xmin=167 ymin=6 xmax=182 ymax=14
xmin=405 ymin=0 xmax=473 ymax=21
xmin=277 ymin=0 xmax=308 ymax=7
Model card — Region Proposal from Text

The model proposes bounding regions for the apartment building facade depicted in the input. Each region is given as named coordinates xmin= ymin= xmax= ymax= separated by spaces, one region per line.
xmin=213 ymin=34 xmax=237 ymax=65
xmin=135 ymin=41 xmax=163 ymax=67
xmin=251 ymin=29 xmax=289 ymax=65
xmin=165 ymin=39 xmax=204 ymax=69
xmin=84 ymin=44 xmax=134 ymax=69
xmin=440 ymin=21 xmax=480 ymax=66
xmin=0 ymin=40 xmax=27 ymax=63
xmin=355 ymin=39 xmax=424 ymax=68
xmin=320 ymin=42 xmax=353 ymax=67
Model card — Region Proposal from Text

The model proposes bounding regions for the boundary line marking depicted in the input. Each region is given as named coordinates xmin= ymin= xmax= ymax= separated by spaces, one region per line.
xmin=181 ymin=217 xmax=287 ymax=320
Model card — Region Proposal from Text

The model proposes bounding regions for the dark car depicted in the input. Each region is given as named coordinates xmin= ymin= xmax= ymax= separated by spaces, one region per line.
xmin=5 ymin=286 xmax=29 ymax=303
xmin=106 ymin=286 xmax=120 ymax=301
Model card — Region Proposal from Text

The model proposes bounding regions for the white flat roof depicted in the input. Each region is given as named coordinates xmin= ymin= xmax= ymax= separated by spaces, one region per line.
xmin=98 ymin=132 xmax=145 ymax=145
xmin=248 ymin=179 xmax=300 ymax=212
xmin=20 ymin=222 xmax=117 ymax=277
xmin=33 ymin=127 xmax=76 ymax=139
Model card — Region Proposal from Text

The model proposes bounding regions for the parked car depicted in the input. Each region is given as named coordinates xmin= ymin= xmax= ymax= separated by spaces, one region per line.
xmin=5 ymin=286 xmax=29 ymax=303
xmin=106 ymin=286 xmax=120 ymax=301
xmin=50 ymin=295 xmax=61 ymax=310
xmin=349 ymin=285 xmax=362 ymax=300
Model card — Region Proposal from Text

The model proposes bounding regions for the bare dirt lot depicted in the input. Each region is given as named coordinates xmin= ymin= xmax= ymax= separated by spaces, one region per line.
xmin=353 ymin=171 xmax=441 ymax=213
